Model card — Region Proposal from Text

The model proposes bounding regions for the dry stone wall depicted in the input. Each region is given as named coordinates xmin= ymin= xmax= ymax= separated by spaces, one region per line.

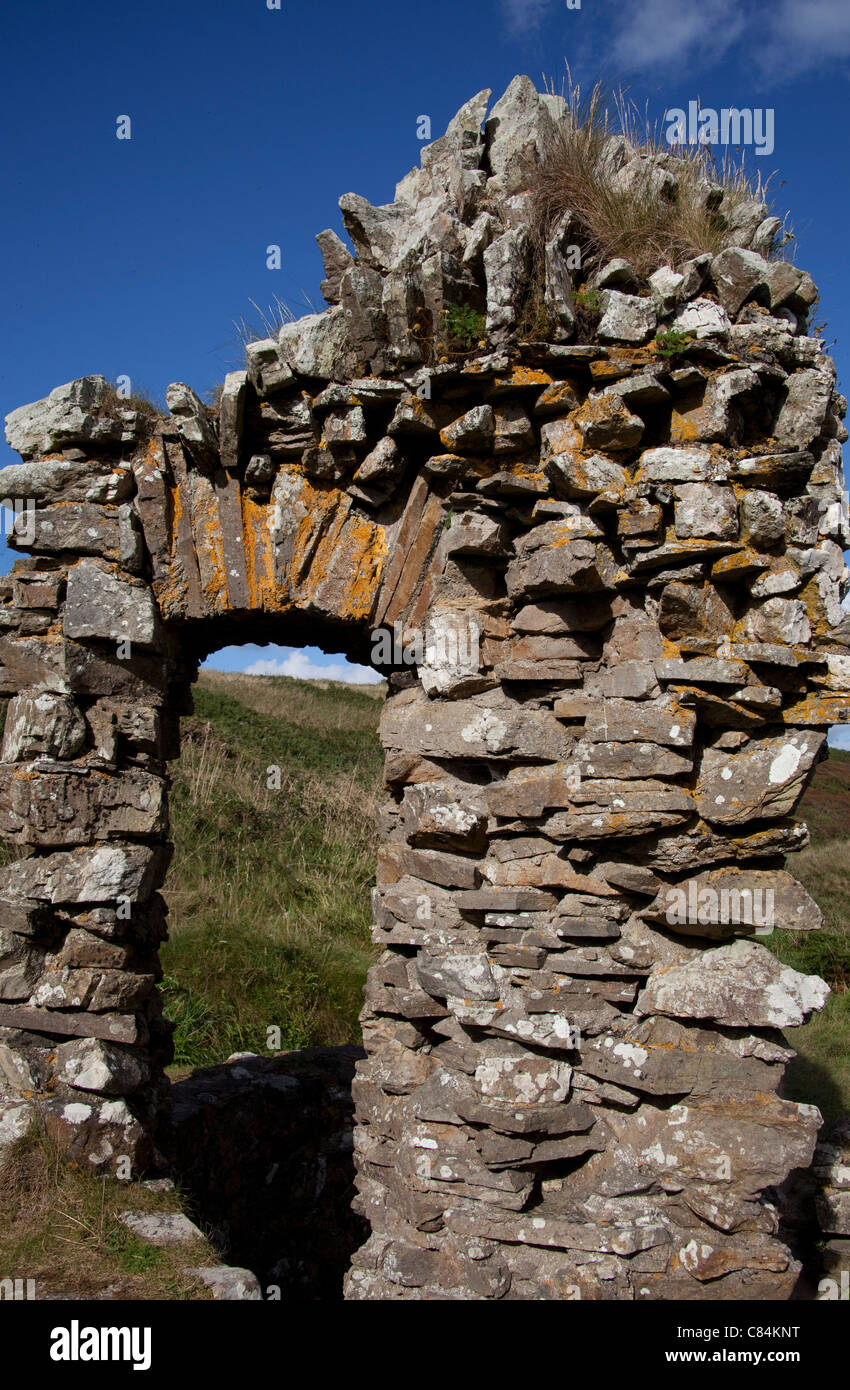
xmin=1 ymin=76 xmax=849 ymax=1300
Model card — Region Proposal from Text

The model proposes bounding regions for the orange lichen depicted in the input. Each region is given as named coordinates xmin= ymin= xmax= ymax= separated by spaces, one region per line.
xmin=187 ymin=475 xmax=229 ymax=611
xmin=241 ymin=494 xmax=289 ymax=614
xmin=490 ymin=366 xmax=553 ymax=389
xmin=279 ymin=480 xmax=387 ymax=623
xmin=150 ymin=479 xmax=187 ymax=617
xmin=669 ymin=411 xmax=705 ymax=444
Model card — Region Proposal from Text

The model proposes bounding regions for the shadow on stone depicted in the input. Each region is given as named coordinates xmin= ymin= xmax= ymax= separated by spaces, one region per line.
xmin=170 ymin=1044 xmax=366 ymax=1299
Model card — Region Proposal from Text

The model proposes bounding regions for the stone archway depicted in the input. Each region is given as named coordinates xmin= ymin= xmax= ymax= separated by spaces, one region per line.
xmin=2 ymin=76 xmax=850 ymax=1300
xmin=0 ymin=363 xmax=431 ymax=1167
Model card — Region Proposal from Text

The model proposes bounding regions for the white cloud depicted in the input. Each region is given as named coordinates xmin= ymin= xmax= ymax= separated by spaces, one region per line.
xmin=243 ymin=648 xmax=380 ymax=684
xmin=776 ymin=0 xmax=850 ymax=42
xmin=500 ymin=0 xmax=554 ymax=36
xmin=758 ymin=0 xmax=850 ymax=74
xmin=607 ymin=0 xmax=746 ymax=72
xmin=601 ymin=0 xmax=850 ymax=76
xmin=496 ymin=0 xmax=850 ymax=77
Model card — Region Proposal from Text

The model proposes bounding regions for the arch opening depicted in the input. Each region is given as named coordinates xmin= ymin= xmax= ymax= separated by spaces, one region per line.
xmin=160 ymin=640 xmax=384 ymax=1297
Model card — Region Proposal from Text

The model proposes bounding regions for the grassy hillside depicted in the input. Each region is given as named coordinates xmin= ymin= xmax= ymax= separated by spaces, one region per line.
xmin=793 ymin=746 xmax=850 ymax=846
xmin=159 ymin=671 xmax=384 ymax=1068
xmin=770 ymin=748 xmax=850 ymax=1122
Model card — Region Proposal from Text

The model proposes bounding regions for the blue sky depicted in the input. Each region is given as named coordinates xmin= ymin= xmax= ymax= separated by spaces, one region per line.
xmin=1 ymin=0 xmax=849 ymax=728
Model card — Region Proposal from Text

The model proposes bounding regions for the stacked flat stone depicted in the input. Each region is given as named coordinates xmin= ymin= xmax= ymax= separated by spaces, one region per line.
xmin=0 ymin=377 xmax=180 ymax=1170
xmin=813 ymin=1118 xmax=850 ymax=1267
xmin=0 ymin=75 xmax=848 ymax=1299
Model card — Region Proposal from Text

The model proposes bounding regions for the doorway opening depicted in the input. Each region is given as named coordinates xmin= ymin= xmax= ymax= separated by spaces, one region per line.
xmin=161 ymin=637 xmax=385 ymax=1296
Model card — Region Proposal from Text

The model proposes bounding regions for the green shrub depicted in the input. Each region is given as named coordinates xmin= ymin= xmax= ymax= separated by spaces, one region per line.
xmin=574 ymin=288 xmax=603 ymax=313
xmin=443 ymin=303 xmax=486 ymax=349
xmin=654 ymin=328 xmax=696 ymax=357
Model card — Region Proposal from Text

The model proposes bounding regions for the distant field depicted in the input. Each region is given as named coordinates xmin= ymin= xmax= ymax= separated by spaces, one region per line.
xmin=772 ymin=748 xmax=850 ymax=1122
xmin=159 ymin=671 xmax=384 ymax=1068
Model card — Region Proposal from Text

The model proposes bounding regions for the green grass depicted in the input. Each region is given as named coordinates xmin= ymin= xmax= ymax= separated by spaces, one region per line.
xmin=574 ymin=288 xmax=604 ymax=314
xmin=187 ymin=680 xmax=380 ymax=777
xmin=0 ymin=1124 xmax=215 ymax=1299
xmin=654 ymin=329 xmax=696 ymax=358
xmin=769 ymin=750 xmax=850 ymax=1123
xmin=781 ymin=995 xmax=850 ymax=1125
xmin=159 ymin=672 xmax=383 ymax=1067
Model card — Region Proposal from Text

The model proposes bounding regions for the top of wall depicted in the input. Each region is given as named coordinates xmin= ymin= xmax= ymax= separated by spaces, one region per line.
xmin=4 ymin=76 xmax=830 ymax=466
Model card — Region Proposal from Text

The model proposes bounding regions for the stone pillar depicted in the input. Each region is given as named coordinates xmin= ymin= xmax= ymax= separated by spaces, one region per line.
xmin=0 ymin=382 xmax=178 ymax=1174
xmin=343 ymin=339 xmax=849 ymax=1299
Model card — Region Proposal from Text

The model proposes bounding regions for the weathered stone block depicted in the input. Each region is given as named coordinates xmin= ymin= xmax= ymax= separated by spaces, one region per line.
xmin=674 ymin=484 xmax=738 ymax=541
xmin=636 ymin=938 xmax=829 ymax=1028
xmin=1 ymin=691 xmax=86 ymax=761
xmin=0 ymin=844 xmax=170 ymax=905
xmin=0 ymin=763 xmax=167 ymax=846
xmin=696 ymin=731 xmax=824 ymax=825
xmin=580 ymin=698 xmax=695 ymax=748
xmin=4 ymin=377 xmax=126 ymax=460
xmin=54 ymin=1037 xmax=149 ymax=1094
xmin=64 ymin=561 xmax=159 ymax=649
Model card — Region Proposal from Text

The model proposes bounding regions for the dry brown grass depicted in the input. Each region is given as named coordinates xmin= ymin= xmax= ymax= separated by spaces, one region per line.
xmin=99 ymin=382 xmax=163 ymax=439
xmin=529 ymin=69 xmax=784 ymax=281
xmin=233 ymin=295 xmax=300 ymax=346
xmin=197 ymin=667 xmax=385 ymax=728
xmin=0 ymin=1125 xmax=216 ymax=1299
xmin=177 ymin=715 xmax=379 ymax=848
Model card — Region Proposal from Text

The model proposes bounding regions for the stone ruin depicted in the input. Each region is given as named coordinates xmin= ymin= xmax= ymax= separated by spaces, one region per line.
xmin=0 ymin=75 xmax=849 ymax=1300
